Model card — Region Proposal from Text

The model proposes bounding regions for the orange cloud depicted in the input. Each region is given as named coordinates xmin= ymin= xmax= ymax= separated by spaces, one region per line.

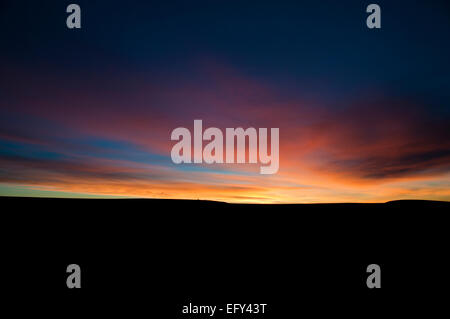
xmin=1 ymin=63 xmax=449 ymax=202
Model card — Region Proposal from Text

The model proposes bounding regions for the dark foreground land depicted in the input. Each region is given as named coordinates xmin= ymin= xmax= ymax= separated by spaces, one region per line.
xmin=2 ymin=196 xmax=449 ymax=316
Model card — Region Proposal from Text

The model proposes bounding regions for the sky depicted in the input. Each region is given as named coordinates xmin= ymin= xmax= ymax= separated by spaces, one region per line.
xmin=1 ymin=0 xmax=449 ymax=203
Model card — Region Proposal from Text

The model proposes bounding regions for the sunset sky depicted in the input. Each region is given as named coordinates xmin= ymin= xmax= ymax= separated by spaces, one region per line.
xmin=1 ymin=1 xmax=449 ymax=203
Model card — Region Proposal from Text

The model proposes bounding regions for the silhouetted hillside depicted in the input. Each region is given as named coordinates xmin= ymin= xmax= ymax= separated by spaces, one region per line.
xmin=1 ymin=196 xmax=448 ymax=207
xmin=2 ymin=196 xmax=449 ymax=316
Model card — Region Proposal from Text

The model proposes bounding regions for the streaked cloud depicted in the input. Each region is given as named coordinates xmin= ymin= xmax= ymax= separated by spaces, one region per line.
xmin=1 ymin=61 xmax=449 ymax=202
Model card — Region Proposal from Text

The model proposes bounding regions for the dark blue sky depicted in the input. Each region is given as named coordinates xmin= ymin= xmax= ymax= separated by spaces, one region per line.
xmin=1 ymin=0 xmax=449 ymax=107
xmin=1 ymin=1 xmax=449 ymax=201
